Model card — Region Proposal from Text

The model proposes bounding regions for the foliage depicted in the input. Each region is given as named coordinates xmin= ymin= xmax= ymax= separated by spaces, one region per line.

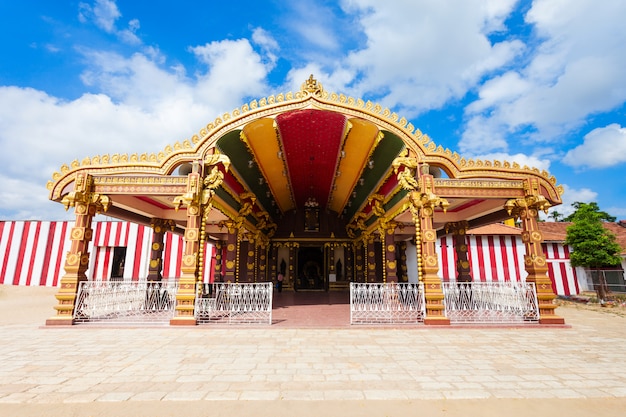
xmin=565 ymin=202 xmax=621 ymax=268
xmin=564 ymin=202 xmax=622 ymax=300
xmin=548 ymin=210 xmax=564 ymax=222
xmin=564 ymin=202 xmax=616 ymax=222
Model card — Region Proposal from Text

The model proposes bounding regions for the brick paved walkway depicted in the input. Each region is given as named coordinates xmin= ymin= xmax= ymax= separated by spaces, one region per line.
xmin=1 ymin=285 xmax=626 ymax=416
xmin=272 ymin=290 xmax=350 ymax=326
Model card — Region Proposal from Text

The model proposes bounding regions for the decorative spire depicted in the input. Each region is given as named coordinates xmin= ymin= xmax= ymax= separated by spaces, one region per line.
xmin=301 ymin=74 xmax=323 ymax=96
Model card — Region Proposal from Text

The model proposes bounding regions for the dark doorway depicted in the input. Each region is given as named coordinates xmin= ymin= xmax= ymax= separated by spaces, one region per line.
xmin=297 ymin=246 xmax=325 ymax=291
xmin=111 ymin=247 xmax=127 ymax=281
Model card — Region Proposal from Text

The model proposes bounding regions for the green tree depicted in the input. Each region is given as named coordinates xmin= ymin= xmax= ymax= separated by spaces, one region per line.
xmin=564 ymin=202 xmax=622 ymax=301
xmin=564 ymin=202 xmax=616 ymax=222
xmin=549 ymin=210 xmax=564 ymax=222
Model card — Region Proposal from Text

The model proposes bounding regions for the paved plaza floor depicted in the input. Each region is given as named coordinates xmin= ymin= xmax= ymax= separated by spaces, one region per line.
xmin=1 ymin=285 xmax=626 ymax=416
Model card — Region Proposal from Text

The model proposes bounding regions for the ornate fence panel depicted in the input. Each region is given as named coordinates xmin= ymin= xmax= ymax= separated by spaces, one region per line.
xmin=195 ymin=282 xmax=273 ymax=325
xmin=442 ymin=282 xmax=539 ymax=324
xmin=73 ymin=280 xmax=178 ymax=325
xmin=350 ymin=283 xmax=425 ymax=324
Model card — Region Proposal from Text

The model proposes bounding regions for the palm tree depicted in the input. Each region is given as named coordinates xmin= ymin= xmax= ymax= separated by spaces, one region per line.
xmin=549 ymin=210 xmax=563 ymax=222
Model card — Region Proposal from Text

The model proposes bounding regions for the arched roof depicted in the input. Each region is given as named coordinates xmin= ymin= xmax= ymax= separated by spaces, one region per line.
xmin=47 ymin=75 xmax=563 ymax=240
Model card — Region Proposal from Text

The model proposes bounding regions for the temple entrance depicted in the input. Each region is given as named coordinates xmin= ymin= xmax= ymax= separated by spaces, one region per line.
xmin=296 ymin=246 xmax=325 ymax=291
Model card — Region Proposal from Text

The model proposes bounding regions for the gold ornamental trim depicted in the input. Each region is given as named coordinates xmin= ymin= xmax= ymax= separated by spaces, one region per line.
xmin=48 ymin=75 xmax=563 ymax=209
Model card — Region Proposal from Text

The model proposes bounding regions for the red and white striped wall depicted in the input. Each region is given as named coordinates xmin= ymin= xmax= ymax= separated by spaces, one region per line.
xmin=1 ymin=220 xmax=580 ymax=295
xmin=0 ymin=221 xmax=72 ymax=287
xmin=436 ymin=234 xmax=580 ymax=296
xmin=0 ymin=221 xmax=214 ymax=287
xmin=543 ymin=242 xmax=580 ymax=296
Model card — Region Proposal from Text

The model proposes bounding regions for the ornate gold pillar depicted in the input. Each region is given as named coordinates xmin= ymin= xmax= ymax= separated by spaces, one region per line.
xmin=223 ymin=222 xmax=238 ymax=283
xmin=213 ymin=240 xmax=223 ymax=282
xmin=380 ymin=220 xmax=398 ymax=283
xmin=505 ymin=178 xmax=564 ymax=324
xmin=47 ymin=172 xmax=110 ymax=325
xmin=345 ymin=244 xmax=354 ymax=282
xmin=244 ymin=236 xmax=255 ymax=283
xmin=445 ymin=221 xmax=472 ymax=283
xmin=355 ymin=241 xmax=365 ymax=282
xmin=170 ymin=155 xmax=228 ymax=326
xmin=171 ymin=171 xmax=202 ymax=325
xmin=327 ymin=242 xmax=336 ymax=279
xmin=366 ymin=234 xmax=377 ymax=283
xmin=393 ymin=156 xmax=450 ymax=325
xmin=287 ymin=242 xmax=298 ymax=288
xmin=398 ymin=241 xmax=408 ymax=282
xmin=147 ymin=219 xmax=175 ymax=282
xmin=256 ymin=237 xmax=268 ymax=283
xmin=270 ymin=243 xmax=278 ymax=282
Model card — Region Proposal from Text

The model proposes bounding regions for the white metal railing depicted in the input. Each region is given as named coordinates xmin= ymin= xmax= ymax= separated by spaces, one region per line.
xmin=442 ymin=281 xmax=539 ymax=324
xmin=73 ymin=280 xmax=178 ymax=325
xmin=350 ymin=282 xmax=425 ymax=324
xmin=195 ymin=282 xmax=273 ymax=325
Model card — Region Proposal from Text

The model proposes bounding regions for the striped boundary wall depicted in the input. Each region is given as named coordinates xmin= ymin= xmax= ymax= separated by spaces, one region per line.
xmin=1 ymin=220 xmax=579 ymax=295
xmin=437 ymin=234 xmax=580 ymax=296
xmin=0 ymin=221 xmax=214 ymax=287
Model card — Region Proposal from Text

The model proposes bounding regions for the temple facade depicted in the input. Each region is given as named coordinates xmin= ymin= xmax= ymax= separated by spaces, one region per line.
xmin=1 ymin=220 xmax=585 ymax=295
xmin=45 ymin=76 xmax=566 ymax=326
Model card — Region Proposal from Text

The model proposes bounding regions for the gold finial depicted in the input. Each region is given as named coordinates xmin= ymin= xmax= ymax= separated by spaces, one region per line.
xmin=302 ymin=74 xmax=323 ymax=96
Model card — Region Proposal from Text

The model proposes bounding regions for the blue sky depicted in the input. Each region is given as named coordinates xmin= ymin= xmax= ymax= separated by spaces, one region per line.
xmin=1 ymin=0 xmax=625 ymax=221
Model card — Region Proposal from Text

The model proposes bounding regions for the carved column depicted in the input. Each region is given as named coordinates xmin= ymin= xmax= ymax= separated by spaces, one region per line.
xmin=47 ymin=172 xmax=110 ymax=325
xmin=257 ymin=237 xmax=268 ymax=283
xmin=287 ymin=242 xmax=298 ymax=289
xmin=393 ymin=157 xmax=450 ymax=325
xmin=270 ymin=243 xmax=278 ymax=283
xmin=413 ymin=185 xmax=449 ymax=325
xmin=223 ymin=222 xmax=238 ymax=283
xmin=397 ymin=242 xmax=408 ymax=282
xmin=147 ymin=219 xmax=175 ymax=282
xmin=213 ymin=240 xmax=223 ymax=282
xmin=244 ymin=236 xmax=255 ymax=283
xmin=505 ymin=179 xmax=564 ymax=324
xmin=355 ymin=241 xmax=365 ymax=282
xmin=170 ymin=155 xmax=229 ymax=326
xmin=171 ymin=171 xmax=202 ymax=325
xmin=366 ymin=234 xmax=377 ymax=283
xmin=327 ymin=242 xmax=335 ymax=280
xmin=345 ymin=244 xmax=354 ymax=282
xmin=381 ymin=221 xmax=398 ymax=283
xmin=446 ymin=221 xmax=472 ymax=283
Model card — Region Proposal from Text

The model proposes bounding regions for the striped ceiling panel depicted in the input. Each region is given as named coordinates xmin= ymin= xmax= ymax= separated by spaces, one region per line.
xmin=275 ymin=109 xmax=347 ymax=209
xmin=328 ymin=118 xmax=381 ymax=214
xmin=242 ymin=118 xmax=293 ymax=213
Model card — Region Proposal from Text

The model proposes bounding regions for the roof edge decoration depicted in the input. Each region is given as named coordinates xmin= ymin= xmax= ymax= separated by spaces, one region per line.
xmin=47 ymin=75 xmax=563 ymax=205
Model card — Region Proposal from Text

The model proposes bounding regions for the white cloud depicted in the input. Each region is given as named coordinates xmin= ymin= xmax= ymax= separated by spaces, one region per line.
xmin=252 ymin=27 xmax=279 ymax=68
xmin=79 ymin=0 xmax=121 ymax=33
xmin=459 ymin=116 xmax=509 ymax=154
xmin=563 ymin=124 xmax=626 ymax=169
xmin=462 ymin=0 xmax=626 ymax=152
xmin=339 ymin=0 xmax=520 ymax=114
xmin=284 ymin=1 xmax=343 ymax=52
xmin=544 ymin=184 xmax=598 ymax=219
xmin=79 ymin=0 xmax=142 ymax=45
xmin=469 ymin=152 xmax=551 ymax=172
xmin=0 ymin=174 xmax=71 ymax=221
xmin=189 ymin=39 xmax=272 ymax=106
xmin=0 ymin=34 xmax=275 ymax=219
